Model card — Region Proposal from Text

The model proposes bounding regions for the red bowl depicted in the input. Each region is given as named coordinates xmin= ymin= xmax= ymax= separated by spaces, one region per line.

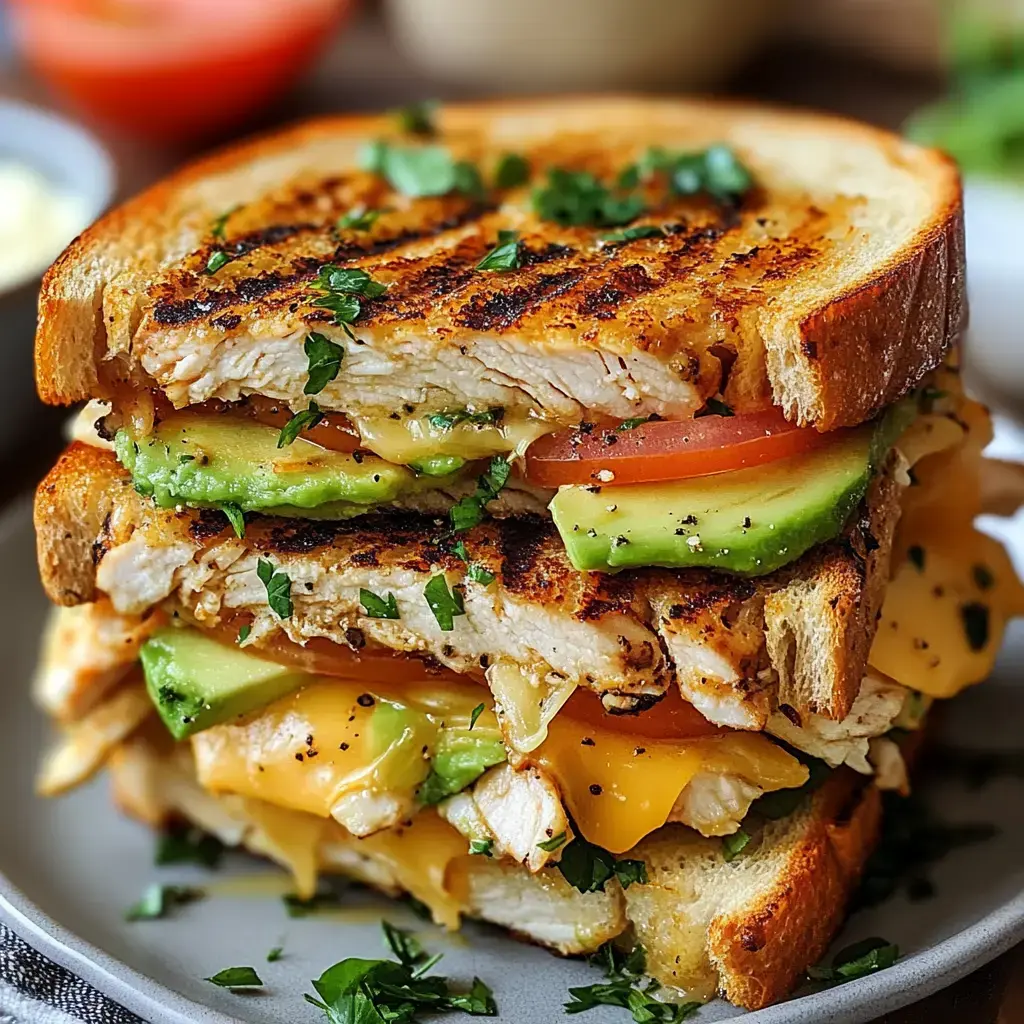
xmin=8 ymin=0 xmax=355 ymax=143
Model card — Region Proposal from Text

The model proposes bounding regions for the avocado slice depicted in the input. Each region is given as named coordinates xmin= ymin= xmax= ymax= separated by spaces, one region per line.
xmin=140 ymin=627 xmax=310 ymax=739
xmin=551 ymin=404 xmax=914 ymax=575
xmin=115 ymin=413 xmax=468 ymax=515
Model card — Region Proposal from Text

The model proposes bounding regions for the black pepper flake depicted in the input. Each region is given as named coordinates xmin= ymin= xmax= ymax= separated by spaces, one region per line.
xmin=580 ymin=737 xmax=595 ymax=746
xmin=907 ymin=545 xmax=926 ymax=571
xmin=305 ymin=734 xmax=314 ymax=746
xmin=356 ymin=693 xmax=375 ymax=708
xmin=589 ymin=784 xmax=603 ymax=796
xmin=742 ymin=516 xmax=751 ymax=529
xmin=339 ymin=742 xmax=349 ymax=751
xmin=633 ymin=746 xmax=646 ymax=756
xmin=961 ymin=602 xmax=990 ymax=651
xmin=972 ymin=564 xmax=995 ymax=590
xmin=295 ymin=752 xmax=304 ymax=762
xmin=578 ymin=421 xmax=595 ymax=435
xmin=602 ymin=433 xmax=619 ymax=446
xmin=680 ymin=514 xmax=698 ymax=525
xmin=352 ymin=450 xmax=365 ymax=464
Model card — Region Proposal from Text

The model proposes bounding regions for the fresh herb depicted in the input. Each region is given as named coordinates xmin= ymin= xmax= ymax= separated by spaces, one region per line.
xmin=961 ymin=602 xmax=990 ymax=650
xmin=267 ymin=946 xmax=284 ymax=963
xmin=277 ymin=400 xmax=324 ymax=447
xmin=360 ymin=588 xmax=401 ymax=620
xmin=476 ymin=230 xmax=521 ymax=272
xmin=283 ymin=886 xmax=345 ymax=918
xmin=210 ymin=206 xmax=239 ymax=241
xmin=557 ymin=835 xmax=647 ymax=894
xmin=601 ymin=224 xmax=665 ymax=243
xmin=469 ymin=839 xmax=493 ymax=857
xmin=337 ymin=205 xmax=382 ymax=231
xmin=721 ymin=829 xmax=752 ymax=863
xmin=536 ymin=832 xmax=567 ymax=853
xmin=394 ymin=100 xmax=438 ymax=137
xmin=451 ymin=540 xmax=470 ymax=562
xmin=361 ymin=141 xmax=484 ymax=200
xmin=155 ymin=825 xmax=224 ymax=869
xmin=220 ymin=502 xmax=245 ymax=539
xmin=494 ymin=152 xmax=530 ymax=189
xmin=467 ymin=564 xmax=496 ymax=586
xmin=237 ymin=624 xmax=251 ymax=644
xmin=382 ymin=921 xmax=433 ymax=969
xmin=700 ymin=397 xmax=734 ymax=417
xmin=257 ymin=558 xmax=293 ymax=619
xmin=125 ymin=884 xmax=204 ymax=922
xmin=639 ymin=144 xmax=753 ymax=202
xmin=177 ymin=454 xmax=195 ymax=464
xmin=807 ymin=938 xmax=899 ymax=984
xmin=311 ymin=264 xmax=387 ymax=331
xmin=428 ymin=408 xmax=503 ymax=432
xmin=565 ymin=941 xmax=700 ymax=1022
xmin=205 ymin=967 xmax=264 ymax=990
xmin=617 ymin=415 xmax=657 ymax=431
xmin=469 ymin=703 xmax=485 ymax=730
xmin=206 ymin=250 xmax=231 ymax=275
xmin=532 ymin=168 xmax=646 ymax=228
xmin=424 ymin=575 xmax=465 ymax=632
xmin=303 ymin=332 xmax=344 ymax=395
xmin=973 ymin=563 xmax=995 ymax=590
xmin=750 ymin=756 xmax=831 ymax=820
xmin=449 ymin=456 xmax=511 ymax=532
xmin=908 ymin=545 xmax=926 ymax=571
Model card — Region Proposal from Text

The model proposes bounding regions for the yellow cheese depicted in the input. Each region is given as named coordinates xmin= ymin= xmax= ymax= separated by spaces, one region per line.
xmin=535 ymin=715 xmax=808 ymax=854
xmin=352 ymin=411 xmax=554 ymax=465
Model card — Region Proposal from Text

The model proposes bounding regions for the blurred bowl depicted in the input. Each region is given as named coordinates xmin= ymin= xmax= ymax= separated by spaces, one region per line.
xmin=0 ymin=101 xmax=114 ymax=454
xmin=385 ymin=0 xmax=774 ymax=93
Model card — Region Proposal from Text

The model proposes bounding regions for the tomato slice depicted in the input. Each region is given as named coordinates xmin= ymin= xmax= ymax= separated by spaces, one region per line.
xmin=558 ymin=687 xmax=724 ymax=741
xmin=524 ymin=408 xmax=835 ymax=487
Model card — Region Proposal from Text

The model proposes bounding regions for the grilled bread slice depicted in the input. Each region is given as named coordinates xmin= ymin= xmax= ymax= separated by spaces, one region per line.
xmin=37 ymin=96 xmax=963 ymax=432
xmin=36 ymin=443 xmax=902 ymax=728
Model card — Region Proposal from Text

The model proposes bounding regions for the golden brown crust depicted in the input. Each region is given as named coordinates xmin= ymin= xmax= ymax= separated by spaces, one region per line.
xmin=37 ymin=96 xmax=964 ymax=429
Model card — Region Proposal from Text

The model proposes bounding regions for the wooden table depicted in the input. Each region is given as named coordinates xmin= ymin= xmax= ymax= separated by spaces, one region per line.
xmin=1 ymin=8 xmax=1021 ymax=1022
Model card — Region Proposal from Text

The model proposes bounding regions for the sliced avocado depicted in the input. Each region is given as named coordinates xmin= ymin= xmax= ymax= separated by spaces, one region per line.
xmin=140 ymin=627 xmax=310 ymax=739
xmin=418 ymin=725 xmax=507 ymax=804
xmin=115 ymin=414 xmax=468 ymax=515
xmin=551 ymin=404 xmax=913 ymax=575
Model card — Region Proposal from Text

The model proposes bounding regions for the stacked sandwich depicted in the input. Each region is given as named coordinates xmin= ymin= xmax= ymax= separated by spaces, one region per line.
xmin=31 ymin=98 xmax=1024 ymax=1011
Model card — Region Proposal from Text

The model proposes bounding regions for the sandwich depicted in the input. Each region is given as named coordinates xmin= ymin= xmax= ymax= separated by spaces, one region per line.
xmin=30 ymin=96 xmax=1024 ymax=1013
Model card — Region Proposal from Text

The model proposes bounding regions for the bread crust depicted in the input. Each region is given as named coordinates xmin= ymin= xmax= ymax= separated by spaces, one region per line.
xmin=36 ymin=96 xmax=964 ymax=430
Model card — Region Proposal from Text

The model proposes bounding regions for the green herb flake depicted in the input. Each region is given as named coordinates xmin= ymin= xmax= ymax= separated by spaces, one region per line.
xmin=452 ymin=540 xmax=470 ymax=562
xmin=601 ymin=224 xmax=665 ymax=243
xmin=125 ymin=884 xmax=204 ymax=922
xmin=257 ymin=558 xmax=293 ymax=619
xmin=721 ymin=829 xmax=752 ymax=863
xmin=467 ymin=563 xmax=496 ymax=586
xmin=428 ymin=407 xmax=504 ymax=432
xmin=382 ymin=920 xmax=429 ymax=967
xmin=210 ymin=206 xmax=239 ymax=241
xmin=532 ymin=168 xmax=646 ymax=228
xmin=277 ymin=400 xmax=324 ymax=448
xmin=361 ymin=141 xmax=485 ymax=200
xmin=617 ymin=415 xmax=657 ymax=431
xmin=557 ymin=836 xmax=648 ymax=893
xmin=205 ymin=250 xmax=231 ymax=275
xmin=394 ymin=99 xmax=438 ymax=137
xmin=266 ymin=945 xmax=284 ymax=963
xmin=701 ymin=397 xmax=734 ymax=417
xmin=961 ymin=602 xmax=990 ymax=651
xmin=155 ymin=825 xmax=224 ymax=869
xmin=311 ymin=264 xmax=387 ymax=328
xmin=907 ymin=545 xmax=926 ymax=571
xmin=360 ymin=588 xmax=400 ymax=620
xmin=205 ymin=966 xmax=264 ymax=990
xmin=303 ymin=332 xmax=344 ymax=395
xmin=424 ymin=575 xmax=465 ymax=632
xmin=494 ymin=152 xmax=530 ymax=189
xmin=807 ymin=937 xmax=899 ymax=984
xmin=536 ymin=831 xmax=567 ymax=853
xmin=220 ymin=502 xmax=245 ymax=539
xmin=283 ymin=887 xmax=345 ymax=918
xmin=476 ymin=230 xmax=521 ymax=272
xmin=469 ymin=839 xmax=494 ymax=857
xmin=973 ymin=563 xmax=995 ymax=590
xmin=469 ymin=702 xmax=485 ymax=730
xmin=237 ymin=624 xmax=251 ymax=644
xmin=449 ymin=456 xmax=511 ymax=532
xmin=337 ymin=205 xmax=381 ymax=232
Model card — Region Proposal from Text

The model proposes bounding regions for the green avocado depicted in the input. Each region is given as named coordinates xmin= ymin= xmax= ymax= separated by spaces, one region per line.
xmin=551 ymin=403 xmax=914 ymax=575
xmin=115 ymin=414 xmax=467 ymax=515
xmin=417 ymin=726 xmax=508 ymax=805
xmin=140 ymin=626 xmax=310 ymax=740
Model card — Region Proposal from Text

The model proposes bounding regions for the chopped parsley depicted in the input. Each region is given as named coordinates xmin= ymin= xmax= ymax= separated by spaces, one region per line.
xmin=257 ymin=558 xmax=293 ymax=619
xmin=476 ymin=230 xmax=521 ymax=272
xmin=469 ymin=703 xmax=485 ymax=730
xmin=961 ymin=601 xmax=990 ymax=651
xmin=424 ymin=574 xmax=465 ymax=632
xmin=428 ymin=407 xmax=504 ymax=432
xmin=205 ymin=966 xmax=264 ymax=990
xmin=640 ymin=143 xmax=754 ymax=202
xmin=219 ymin=502 xmax=245 ymax=539
xmin=721 ymin=829 xmax=752 ymax=863
xmin=205 ymin=250 xmax=231 ymax=275
xmin=807 ymin=937 xmax=899 ymax=984
xmin=311 ymin=264 xmax=387 ymax=332
xmin=283 ymin=886 xmax=345 ymax=918
xmin=237 ymin=624 xmax=251 ymax=644
xmin=303 ymin=331 xmax=344 ymax=395
xmin=617 ymin=414 xmax=658 ymax=431
xmin=469 ymin=839 xmax=494 ymax=857
xmin=337 ymin=205 xmax=381 ymax=231
xmin=449 ymin=456 xmax=511 ymax=532
xmin=277 ymin=400 xmax=324 ymax=447
xmin=267 ymin=946 xmax=284 ymax=963
xmin=557 ymin=835 xmax=647 ymax=894
xmin=382 ymin=920 xmax=434 ymax=970
xmin=360 ymin=588 xmax=400 ymax=620
xmin=210 ymin=206 xmax=239 ymax=241
xmin=466 ymin=563 xmax=496 ymax=586
xmin=536 ymin=831 xmax=567 ymax=853
xmin=600 ymin=224 xmax=665 ymax=243
xmin=155 ymin=825 xmax=224 ymax=869
xmin=125 ymin=884 xmax=204 ymax=922
xmin=394 ymin=99 xmax=438 ymax=137
xmin=494 ymin=152 xmax=530 ymax=189
xmin=700 ymin=397 xmax=734 ymax=417
xmin=361 ymin=141 xmax=484 ymax=199
xmin=532 ymin=168 xmax=646 ymax=228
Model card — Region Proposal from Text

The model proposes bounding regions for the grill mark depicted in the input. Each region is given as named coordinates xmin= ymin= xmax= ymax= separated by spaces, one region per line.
xmin=495 ymin=515 xmax=557 ymax=594
xmin=455 ymin=269 xmax=585 ymax=332
xmin=189 ymin=508 xmax=230 ymax=543
xmin=576 ymin=263 xmax=658 ymax=320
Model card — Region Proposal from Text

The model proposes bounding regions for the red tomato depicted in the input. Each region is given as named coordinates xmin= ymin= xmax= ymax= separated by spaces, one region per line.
xmin=8 ymin=0 xmax=353 ymax=142
xmin=524 ymin=408 xmax=837 ymax=488
xmin=559 ymin=687 xmax=724 ymax=741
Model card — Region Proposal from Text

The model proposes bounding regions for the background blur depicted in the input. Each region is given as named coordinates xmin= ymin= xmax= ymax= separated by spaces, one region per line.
xmin=0 ymin=3 xmax=1022 ymax=1018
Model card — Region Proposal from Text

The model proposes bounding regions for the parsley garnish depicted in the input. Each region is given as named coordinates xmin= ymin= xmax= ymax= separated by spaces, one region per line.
xmin=394 ymin=99 xmax=438 ymax=137
xmin=205 ymin=250 xmax=230 ymax=275
xmin=382 ymin=921 xmax=435 ymax=970
xmin=807 ymin=938 xmax=899 ymax=984
xmin=961 ymin=602 xmax=990 ymax=651
xmin=277 ymin=400 xmax=324 ymax=447
xmin=617 ymin=415 xmax=657 ymax=431
xmin=155 ymin=825 xmax=224 ymax=869
xmin=700 ymin=397 xmax=734 ymax=417
xmin=257 ymin=558 xmax=293 ymax=619
xmin=311 ymin=264 xmax=387 ymax=332
xmin=452 ymin=540 xmax=470 ymax=561
xmin=565 ymin=942 xmax=700 ymax=1022
xmin=361 ymin=141 xmax=484 ymax=199
xmin=469 ymin=703 xmax=485 ymax=730
xmin=494 ymin=152 xmax=530 ymax=189
xmin=557 ymin=835 xmax=647 ymax=893
xmin=205 ymin=966 xmax=264 ymax=990
xmin=337 ymin=205 xmax=381 ymax=231
xmin=721 ymin=829 xmax=752 ymax=863
xmin=532 ymin=168 xmax=646 ymax=228
xmin=360 ymin=588 xmax=400 ymax=620
xmin=467 ymin=563 xmax=496 ymax=586
xmin=220 ymin=502 xmax=245 ymax=539
xmin=428 ymin=407 xmax=504 ymax=431
xmin=210 ymin=206 xmax=239 ymax=241
xmin=424 ymin=575 xmax=465 ymax=632
xmin=601 ymin=224 xmax=665 ymax=243
xmin=237 ymin=624 xmax=251 ymax=644
xmin=536 ymin=831 xmax=567 ymax=853
xmin=469 ymin=839 xmax=493 ymax=857
xmin=640 ymin=144 xmax=753 ymax=202
xmin=476 ymin=230 xmax=521 ymax=272
xmin=283 ymin=886 xmax=345 ymax=918
xmin=125 ymin=884 xmax=204 ymax=921
xmin=449 ymin=456 xmax=511 ymax=532
xmin=267 ymin=946 xmax=284 ymax=963
xmin=303 ymin=332 xmax=344 ymax=395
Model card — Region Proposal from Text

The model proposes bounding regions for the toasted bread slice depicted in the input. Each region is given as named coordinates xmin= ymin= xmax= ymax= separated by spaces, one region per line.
xmin=36 ymin=443 xmax=902 ymax=725
xmin=37 ymin=97 xmax=963 ymax=431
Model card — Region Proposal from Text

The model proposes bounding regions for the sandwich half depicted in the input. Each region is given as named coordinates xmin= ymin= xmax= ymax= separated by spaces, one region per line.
xmin=31 ymin=96 xmax=1024 ymax=1013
